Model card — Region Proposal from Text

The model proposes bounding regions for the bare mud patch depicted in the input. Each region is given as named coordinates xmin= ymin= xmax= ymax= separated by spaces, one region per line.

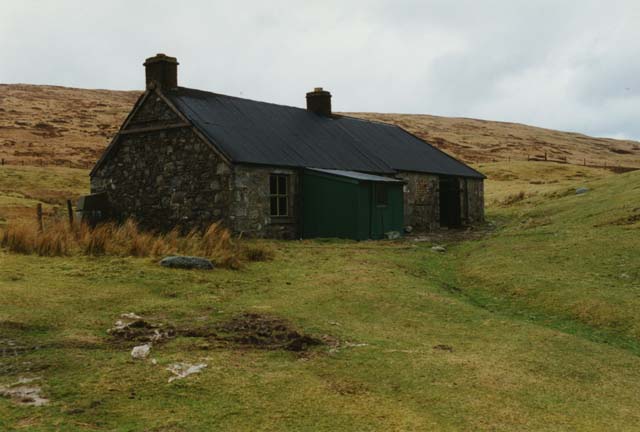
xmin=433 ymin=344 xmax=454 ymax=352
xmin=107 ymin=313 xmax=175 ymax=346
xmin=594 ymin=210 xmax=640 ymax=227
xmin=108 ymin=312 xmax=324 ymax=353
xmin=215 ymin=313 xmax=322 ymax=352
xmin=0 ymin=338 xmax=43 ymax=358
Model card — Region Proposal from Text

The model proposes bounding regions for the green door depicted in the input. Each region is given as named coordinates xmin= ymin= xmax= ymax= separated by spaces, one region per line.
xmin=369 ymin=182 xmax=404 ymax=239
xmin=302 ymin=171 xmax=362 ymax=239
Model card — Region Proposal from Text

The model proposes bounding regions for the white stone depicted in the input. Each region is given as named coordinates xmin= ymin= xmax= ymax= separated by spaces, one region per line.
xmin=131 ymin=344 xmax=151 ymax=360
xmin=166 ymin=362 xmax=207 ymax=382
xmin=385 ymin=231 xmax=401 ymax=240
xmin=0 ymin=377 xmax=49 ymax=406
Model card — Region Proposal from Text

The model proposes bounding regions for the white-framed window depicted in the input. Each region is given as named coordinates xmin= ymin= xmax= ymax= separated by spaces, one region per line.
xmin=269 ymin=174 xmax=289 ymax=216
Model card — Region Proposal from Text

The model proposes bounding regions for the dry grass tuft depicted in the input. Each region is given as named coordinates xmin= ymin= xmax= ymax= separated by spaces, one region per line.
xmin=0 ymin=218 xmax=268 ymax=269
xmin=243 ymin=244 xmax=276 ymax=262
xmin=1 ymin=223 xmax=36 ymax=254
xmin=500 ymin=191 xmax=527 ymax=206
xmin=519 ymin=217 xmax=552 ymax=230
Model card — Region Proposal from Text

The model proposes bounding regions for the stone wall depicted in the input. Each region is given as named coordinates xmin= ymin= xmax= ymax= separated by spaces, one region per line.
xmin=396 ymin=171 xmax=440 ymax=231
xmin=91 ymin=91 xmax=302 ymax=238
xmin=91 ymin=126 xmax=232 ymax=232
xmin=230 ymin=165 xmax=300 ymax=239
xmin=396 ymin=171 xmax=484 ymax=231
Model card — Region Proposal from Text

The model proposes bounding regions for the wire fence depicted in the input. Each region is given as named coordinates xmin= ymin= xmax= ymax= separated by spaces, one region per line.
xmin=0 ymin=157 xmax=94 ymax=170
xmin=521 ymin=152 xmax=638 ymax=173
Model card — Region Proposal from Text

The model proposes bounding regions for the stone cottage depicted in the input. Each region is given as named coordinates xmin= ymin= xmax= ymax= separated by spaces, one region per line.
xmin=88 ymin=54 xmax=485 ymax=239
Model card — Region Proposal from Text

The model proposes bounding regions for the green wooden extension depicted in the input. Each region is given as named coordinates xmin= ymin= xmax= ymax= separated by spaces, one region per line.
xmin=301 ymin=168 xmax=404 ymax=240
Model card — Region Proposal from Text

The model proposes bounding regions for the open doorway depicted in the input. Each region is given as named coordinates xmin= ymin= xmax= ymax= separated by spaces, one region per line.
xmin=439 ymin=176 xmax=461 ymax=227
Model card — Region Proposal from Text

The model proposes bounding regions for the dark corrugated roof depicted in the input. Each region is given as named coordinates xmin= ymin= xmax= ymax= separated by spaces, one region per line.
xmin=307 ymin=168 xmax=403 ymax=183
xmin=166 ymin=87 xmax=484 ymax=179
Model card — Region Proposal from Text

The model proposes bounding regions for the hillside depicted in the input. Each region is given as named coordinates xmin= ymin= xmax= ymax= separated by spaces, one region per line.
xmin=1 ymin=84 xmax=639 ymax=169
xmin=347 ymin=112 xmax=640 ymax=168
xmin=0 ymin=84 xmax=139 ymax=168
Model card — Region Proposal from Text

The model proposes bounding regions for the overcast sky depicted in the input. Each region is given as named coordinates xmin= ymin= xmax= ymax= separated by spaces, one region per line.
xmin=2 ymin=0 xmax=639 ymax=140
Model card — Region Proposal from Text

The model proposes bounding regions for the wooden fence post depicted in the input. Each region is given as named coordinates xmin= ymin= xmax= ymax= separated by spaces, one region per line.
xmin=36 ymin=203 xmax=44 ymax=232
xmin=67 ymin=200 xmax=74 ymax=227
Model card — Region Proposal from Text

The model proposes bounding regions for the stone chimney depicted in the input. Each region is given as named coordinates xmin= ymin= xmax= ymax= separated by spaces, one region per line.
xmin=143 ymin=53 xmax=179 ymax=90
xmin=306 ymin=87 xmax=332 ymax=116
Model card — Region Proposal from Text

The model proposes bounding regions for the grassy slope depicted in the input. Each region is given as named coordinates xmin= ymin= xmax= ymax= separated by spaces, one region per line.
xmin=454 ymin=162 xmax=640 ymax=347
xmin=0 ymin=165 xmax=88 ymax=225
xmin=1 ymin=163 xmax=640 ymax=430
xmin=477 ymin=160 xmax=614 ymax=204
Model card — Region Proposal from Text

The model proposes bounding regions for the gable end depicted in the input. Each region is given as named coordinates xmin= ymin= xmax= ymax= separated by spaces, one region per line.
xmin=90 ymin=89 xmax=232 ymax=177
xmin=123 ymin=91 xmax=184 ymax=130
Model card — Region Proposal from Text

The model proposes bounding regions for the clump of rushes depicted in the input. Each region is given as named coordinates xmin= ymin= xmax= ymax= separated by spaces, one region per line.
xmin=0 ymin=219 xmax=273 ymax=269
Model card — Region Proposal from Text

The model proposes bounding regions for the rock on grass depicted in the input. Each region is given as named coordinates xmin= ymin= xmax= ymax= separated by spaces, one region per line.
xmin=131 ymin=344 xmax=151 ymax=360
xmin=159 ymin=256 xmax=214 ymax=270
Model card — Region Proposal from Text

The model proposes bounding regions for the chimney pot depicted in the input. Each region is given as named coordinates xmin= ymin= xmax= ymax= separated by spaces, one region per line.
xmin=306 ymin=87 xmax=332 ymax=116
xmin=143 ymin=54 xmax=179 ymax=90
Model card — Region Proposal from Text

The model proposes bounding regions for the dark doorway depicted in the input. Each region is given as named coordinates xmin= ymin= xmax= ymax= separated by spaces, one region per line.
xmin=439 ymin=177 xmax=461 ymax=227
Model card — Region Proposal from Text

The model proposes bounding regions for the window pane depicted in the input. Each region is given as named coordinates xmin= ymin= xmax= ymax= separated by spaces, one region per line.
xmin=269 ymin=175 xmax=277 ymax=195
xmin=278 ymin=175 xmax=287 ymax=195
xmin=278 ymin=197 xmax=287 ymax=216
xmin=270 ymin=197 xmax=278 ymax=216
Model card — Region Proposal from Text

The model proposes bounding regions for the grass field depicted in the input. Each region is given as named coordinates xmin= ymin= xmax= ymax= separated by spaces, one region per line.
xmin=1 ymin=162 xmax=639 ymax=431
xmin=0 ymin=165 xmax=87 ymax=226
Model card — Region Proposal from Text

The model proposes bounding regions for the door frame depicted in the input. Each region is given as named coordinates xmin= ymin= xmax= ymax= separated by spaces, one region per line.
xmin=439 ymin=176 xmax=462 ymax=227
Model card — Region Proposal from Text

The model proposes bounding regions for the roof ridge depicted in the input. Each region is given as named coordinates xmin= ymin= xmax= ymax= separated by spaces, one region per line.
xmin=333 ymin=113 xmax=398 ymax=128
xmin=172 ymin=86 xmax=312 ymax=112
xmin=172 ymin=87 xmax=397 ymax=129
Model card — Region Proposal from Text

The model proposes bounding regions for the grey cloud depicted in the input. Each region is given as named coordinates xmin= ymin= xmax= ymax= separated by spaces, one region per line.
xmin=1 ymin=0 xmax=639 ymax=140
